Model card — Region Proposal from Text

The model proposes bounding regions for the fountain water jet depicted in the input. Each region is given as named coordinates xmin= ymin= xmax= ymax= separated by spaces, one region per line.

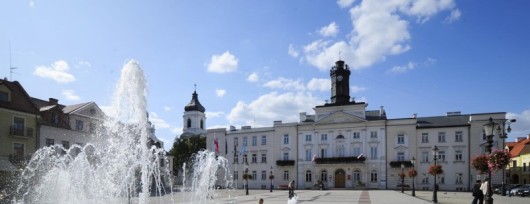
xmin=15 ymin=60 xmax=172 ymax=204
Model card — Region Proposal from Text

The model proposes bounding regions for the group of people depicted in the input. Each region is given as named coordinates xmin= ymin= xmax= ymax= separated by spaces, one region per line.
xmin=472 ymin=179 xmax=490 ymax=204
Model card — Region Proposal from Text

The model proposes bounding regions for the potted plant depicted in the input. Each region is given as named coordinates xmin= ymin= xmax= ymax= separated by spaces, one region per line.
xmin=408 ymin=169 xmax=417 ymax=178
xmin=398 ymin=172 xmax=406 ymax=179
xmin=471 ymin=154 xmax=489 ymax=174
xmin=488 ymin=150 xmax=510 ymax=171
xmin=428 ymin=164 xmax=443 ymax=176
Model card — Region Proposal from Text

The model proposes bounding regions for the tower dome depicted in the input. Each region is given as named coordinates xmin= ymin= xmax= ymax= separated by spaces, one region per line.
xmin=184 ymin=91 xmax=205 ymax=113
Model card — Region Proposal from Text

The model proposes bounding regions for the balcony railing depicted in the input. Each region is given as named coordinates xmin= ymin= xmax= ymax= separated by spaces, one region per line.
xmin=276 ymin=160 xmax=295 ymax=166
xmin=314 ymin=156 xmax=366 ymax=164
xmin=9 ymin=126 xmax=33 ymax=137
xmin=389 ymin=161 xmax=413 ymax=168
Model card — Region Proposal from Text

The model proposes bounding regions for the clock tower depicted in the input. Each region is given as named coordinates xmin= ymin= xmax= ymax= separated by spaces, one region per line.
xmin=330 ymin=60 xmax=351 ymax=104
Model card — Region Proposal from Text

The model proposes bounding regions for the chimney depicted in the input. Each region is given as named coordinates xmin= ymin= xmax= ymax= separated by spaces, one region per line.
xmin=229 ymin=125 xmax=236 ymax=131
xmin=412 ymin=113 xmax=417 ymax=118
xmin=49 ymin=98 xmax=58 ymax=105
xmin=516 ymin=137 xmax=526 ymax=142
xmin=380 ymin=106 xmax=386 ymax=116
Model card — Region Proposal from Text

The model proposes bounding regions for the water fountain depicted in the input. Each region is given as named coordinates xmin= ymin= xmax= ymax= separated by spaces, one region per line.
xmin=15 ymin=60 xmax=172 ymax=203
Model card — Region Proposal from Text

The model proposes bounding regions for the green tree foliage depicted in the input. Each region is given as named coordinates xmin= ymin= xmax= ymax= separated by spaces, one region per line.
xmin=168 ymin=136 xmax=206 ymax=176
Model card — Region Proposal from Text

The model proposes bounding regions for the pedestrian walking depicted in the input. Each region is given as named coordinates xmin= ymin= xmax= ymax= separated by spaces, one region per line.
xmin=472 ymin=180 xmax=484 ymax=204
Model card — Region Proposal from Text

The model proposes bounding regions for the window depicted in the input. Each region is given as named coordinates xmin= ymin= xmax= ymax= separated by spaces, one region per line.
xmin=421 ymin=151 xmax=429 ymax=162
xmin=321 ymin=149 xmax=327 ymax=158
xmin=337 ymin=145 xmax=345 ymax=157
xmin=52 ymin=113 xmax=59 ymax=124
xmin=440 ymin=176 xmax=445 ymax=184
xmin=437 ymin=150 xmax=446 ymax=162
xmin=321 ymin=134 xmax=328 ymax=141
xmin=234 ymin=171 xmax=239 ymax=180
xmin=370 ymin=147 xmax=378 ymax=159
xmin=12 ymin=117 xmax=25 ymax=136
xmin=370 ymin=171 xmax=378 ymax=182
xmin=283 ymin=134 xmax=289 ymax=144
xmin=252 ymin=171 xmax=257 ymax=180
xmin=455 ymin=151 xmax=463 ymax=161
xmin=370 ymin=131 xmax=377 ymax=139
xmin=513 ymin=160 xmax=517 ymax=167
xmin=234 ymin=154 xmax=239 ymax=163
xmin=353 ymin=147 xmax=360 ymax=156
xmin=13 ymin=143 xmax=24 ymax=156
xmin=353 ymin=170 xmax=361 ymax=183
xmin=261 ymin=135 xmax=267 ymax=145
xmin=234 ymin=137 xmax=239 ymax=146
xmin=187 ymin=118 xmax=191 ymax=128
xmin=261 ymin=154 xmax=267 ymax=163
xmin=353 ymin=132 xmax=360 ymax=139
xmin=421 ymin=133 xmax=429 ymax=143
xmin=200 ymin=120 xmax=204 ymax=129
xmin=455 ymin=131 xmax=463 ymax=142
xmin=62 ymin=141 xmax=70 ymax=149
xmin=46 ymin=139 xmax=55 ymax=147
xmin=523 ymin=163 xmax=527 ymax=171
xmin=283 ymin=171 xmax=289 ymax=180
xmin=438 ymin=132 xmax=446 ymax=143
xmin=305 ymin=170 xmax=312 ymax=182
xmin=89 ymin=122 xmax=96 ymax=133
xmin=243 ymin=137 xmax=248 ymax=146
xmin=321 ymin=170 xmax=328 ymax=182
xmin=262 ymin=171 xmax=267 ymax=180
xmin=160 ymin=159 xmax=165 ymax=167
xmin=252 ymin=154 xmax=257 ymax=163
xmin=283 ymin=152 xmax=289 ymax=160
xmin=397 ymin=152 xmax=405 ymax=161
xmin=243 ymin=154 xmax=248 ymax=164
xmin=397 ymin=134 xmax=405 ymax=144
xmin=0 ymin=91 xmax=8 ymax=101
xmin=456 ymin=173 xmax=463 ymax=184
xmin=252 ymin=136 xmax=257 ymax=146
xmin=305 ymin=134 xmax=312 ymax=142
xmin=305 ymin=149 xmax=312 ymax=161
xmin=75 ymin=120 xmax=84 ymax=131
xmin=421 ymin=175 xmax=429 ymax=184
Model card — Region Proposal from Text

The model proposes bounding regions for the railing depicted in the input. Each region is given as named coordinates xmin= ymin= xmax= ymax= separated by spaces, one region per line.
xmin=314 ymin=156 xmax=366 ymax=164
xmin=9 ymin=126 xmax=33 ymax=137
xmin=276 ymin=160 xmax=295 ymax=166
xmin=389 ymin=161 xmax=413 ymax=168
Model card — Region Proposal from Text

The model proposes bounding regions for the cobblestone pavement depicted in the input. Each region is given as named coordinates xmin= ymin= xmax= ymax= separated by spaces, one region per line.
xmin=142 ymin=189 xmax=530 ymax=204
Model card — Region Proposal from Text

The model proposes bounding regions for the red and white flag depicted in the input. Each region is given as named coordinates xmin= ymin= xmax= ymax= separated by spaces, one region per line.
xmin=214 ymin=134 xmax=219 ymax=153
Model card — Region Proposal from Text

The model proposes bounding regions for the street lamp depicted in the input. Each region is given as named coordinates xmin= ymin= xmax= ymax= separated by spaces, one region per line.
xmin=411 ymin=156 xmax=416 ymax=196
xmin=245 ymin=162 xmax=249 ymax=195
xmin=484 ymin=117 xmax=496 ymax=204
xmin=270 ymin=166 xmax=273 ymax=192
xmin=432 ymin=145 xmax=439 ymax=203
xmin=496 ymin=118 xmax=516 ymax=196
xmin=401 ymin=163 xmax=405 ymax=193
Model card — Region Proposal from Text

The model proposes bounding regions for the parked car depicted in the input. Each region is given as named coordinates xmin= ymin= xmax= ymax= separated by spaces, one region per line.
xmin=515 ymin=185 xmax=530 ymax=197
xmin=508 ymin=184 xmax=528 ymax=196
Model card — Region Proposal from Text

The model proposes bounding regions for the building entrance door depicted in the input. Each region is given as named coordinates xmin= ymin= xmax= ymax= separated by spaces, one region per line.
xmin=335 ymin=169 xmax=345 ymax=188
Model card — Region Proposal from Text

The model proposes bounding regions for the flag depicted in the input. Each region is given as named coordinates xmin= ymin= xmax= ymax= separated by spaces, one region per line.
xmin=357 ymin=154 xmax=364 ymax=159
xmin=214 ymin=134 xmax=219 ymax=153
xmin=239 ymin=145 xmax=246 ymax=156
xmin=311 ymin=155 xmax=317 ymax=162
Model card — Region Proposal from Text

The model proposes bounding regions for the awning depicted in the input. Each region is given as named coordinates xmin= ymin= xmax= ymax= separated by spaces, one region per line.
xmin=0 ymin=158 xmax=18 ymax=172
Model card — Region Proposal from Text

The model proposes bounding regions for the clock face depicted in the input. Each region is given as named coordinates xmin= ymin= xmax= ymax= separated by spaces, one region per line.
xmin=337 ymin=75 xmax=343 ymax=81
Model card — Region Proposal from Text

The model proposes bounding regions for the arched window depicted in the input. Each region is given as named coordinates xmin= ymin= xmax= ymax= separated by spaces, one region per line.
xmin=321 ymin=170 xmax=328 ymax=182
xmin=187 ymin=118 xmax=192 ymax=128
xmin=305 ymin=170 xmax=312 ymax=182
xmin=200 ymin=119 xmax=204 ymax=129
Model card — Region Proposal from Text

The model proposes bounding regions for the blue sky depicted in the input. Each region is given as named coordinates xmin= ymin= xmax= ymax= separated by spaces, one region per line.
xmin=1 ymin=0 xmax=529 ymax=150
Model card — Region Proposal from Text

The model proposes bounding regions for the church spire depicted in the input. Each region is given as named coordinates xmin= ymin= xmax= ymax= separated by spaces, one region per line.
xmin=184 ymin=86 xmax=205 ymax=113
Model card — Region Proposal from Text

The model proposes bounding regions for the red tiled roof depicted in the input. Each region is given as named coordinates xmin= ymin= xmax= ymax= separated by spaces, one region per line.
xmin=508 ymin=138 xmax=530 ymax=157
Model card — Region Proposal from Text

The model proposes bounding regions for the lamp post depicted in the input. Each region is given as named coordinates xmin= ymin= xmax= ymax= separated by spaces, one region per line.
xmin=270 ymin=166 xmax=273 ymax=192
xmin=245 ymin=162 xmax=249 ymax=195
xmin=411 ymin=156 xmax=416 ymax=196
xmin=401 ymin=163 xmax=405 ymax=193
xmin=496 ymin=118 xmax=516 ymax=196
xmin=484 ymin=117 xmax=496 ymax=204
xmin=432 ymin=145 xmax=439 ymax=203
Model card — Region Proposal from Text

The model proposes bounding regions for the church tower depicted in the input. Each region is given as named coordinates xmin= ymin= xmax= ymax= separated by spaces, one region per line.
xmin=330 ymin=60 xmax=352 ymax=104
xmin=181 ymin=88 xmax=206 ymax=138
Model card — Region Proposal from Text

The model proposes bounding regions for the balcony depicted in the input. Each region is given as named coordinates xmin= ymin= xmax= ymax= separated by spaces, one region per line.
xmin=276 ymin=160 xmax=295 ymax=166
xmin=9 ymin=126 xmax=33 ymax=137
xmin=389 ymin=161 xmax=413 ymax=168
xmin=314 ymin=156 xmax=366 ymax=164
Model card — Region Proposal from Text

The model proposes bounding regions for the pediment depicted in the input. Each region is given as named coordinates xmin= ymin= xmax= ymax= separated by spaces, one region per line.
xmin=315 ymin=111 xmax=366 ymax=125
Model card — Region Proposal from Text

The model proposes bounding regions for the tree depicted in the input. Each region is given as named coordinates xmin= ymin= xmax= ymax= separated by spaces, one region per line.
xmin=167 ymin=136 xmax=206 ymax=176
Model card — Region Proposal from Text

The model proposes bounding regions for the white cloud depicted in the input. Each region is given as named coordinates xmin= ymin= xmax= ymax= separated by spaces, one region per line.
xmin=216 ymin=89 xmax=226 ymax=97
xmin=227 ymin=92 xmax=322 ymax=126
xmin=171 ymin=127 xmax=182 ymax=135
xmin=33 ymin=60 xmax=76 ymax=83
xmin=207 ymin=51 xmax=239 ymax=73
xmin=350 ymin=85 xmax=367 ymax=93
xmin=318 ymin=22 xmax=340 ymax=37
xmin=148 ymin=112 xmax=171 ymax=129
xmin=507 ymin=110 xmax=530 ymax=136
xmin=337 ymin=0 xmax=355 ymax=8
xmin=76 ymin=61 xmax=92 ymax=69
xmin=164 ymin=106 xmax=172 ymax=111
xmin=424 ymin=57 xmax=437 ymax=67
xmin=389 ymin=62 xmax=417 ymax=73
xmin=247 ymin=72 xmax=259 ymax=82
xmin=301 ymin=0 xmax=457 ymax=71
xmin=444 ymin=9 xmax=461 ymax=23
xmin=288 ymin=44 xmax=300 ymax=58
xmin=307 ymin=78 xmax=330 ymax=91
xmin=206 ymin=111 xmax=225 ymax=119
xmin=62 ymin=89 xmax=80 ymax=101
xmin=263 ymin=77 xmax=306 ymax=91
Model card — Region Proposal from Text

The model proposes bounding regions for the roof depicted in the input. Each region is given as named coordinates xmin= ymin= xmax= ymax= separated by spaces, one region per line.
xmin=63 ymin=102 xmax=91 ymax=113
xmin=184 ymin=91 xmax=205 ymax=113
xmin=508 ymin=138 xmax=530 ymax=157
xmin=0 ymin=79 xmax=40 ymax=114
xmin=416 ymin=115 xmax=470 ymax=128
